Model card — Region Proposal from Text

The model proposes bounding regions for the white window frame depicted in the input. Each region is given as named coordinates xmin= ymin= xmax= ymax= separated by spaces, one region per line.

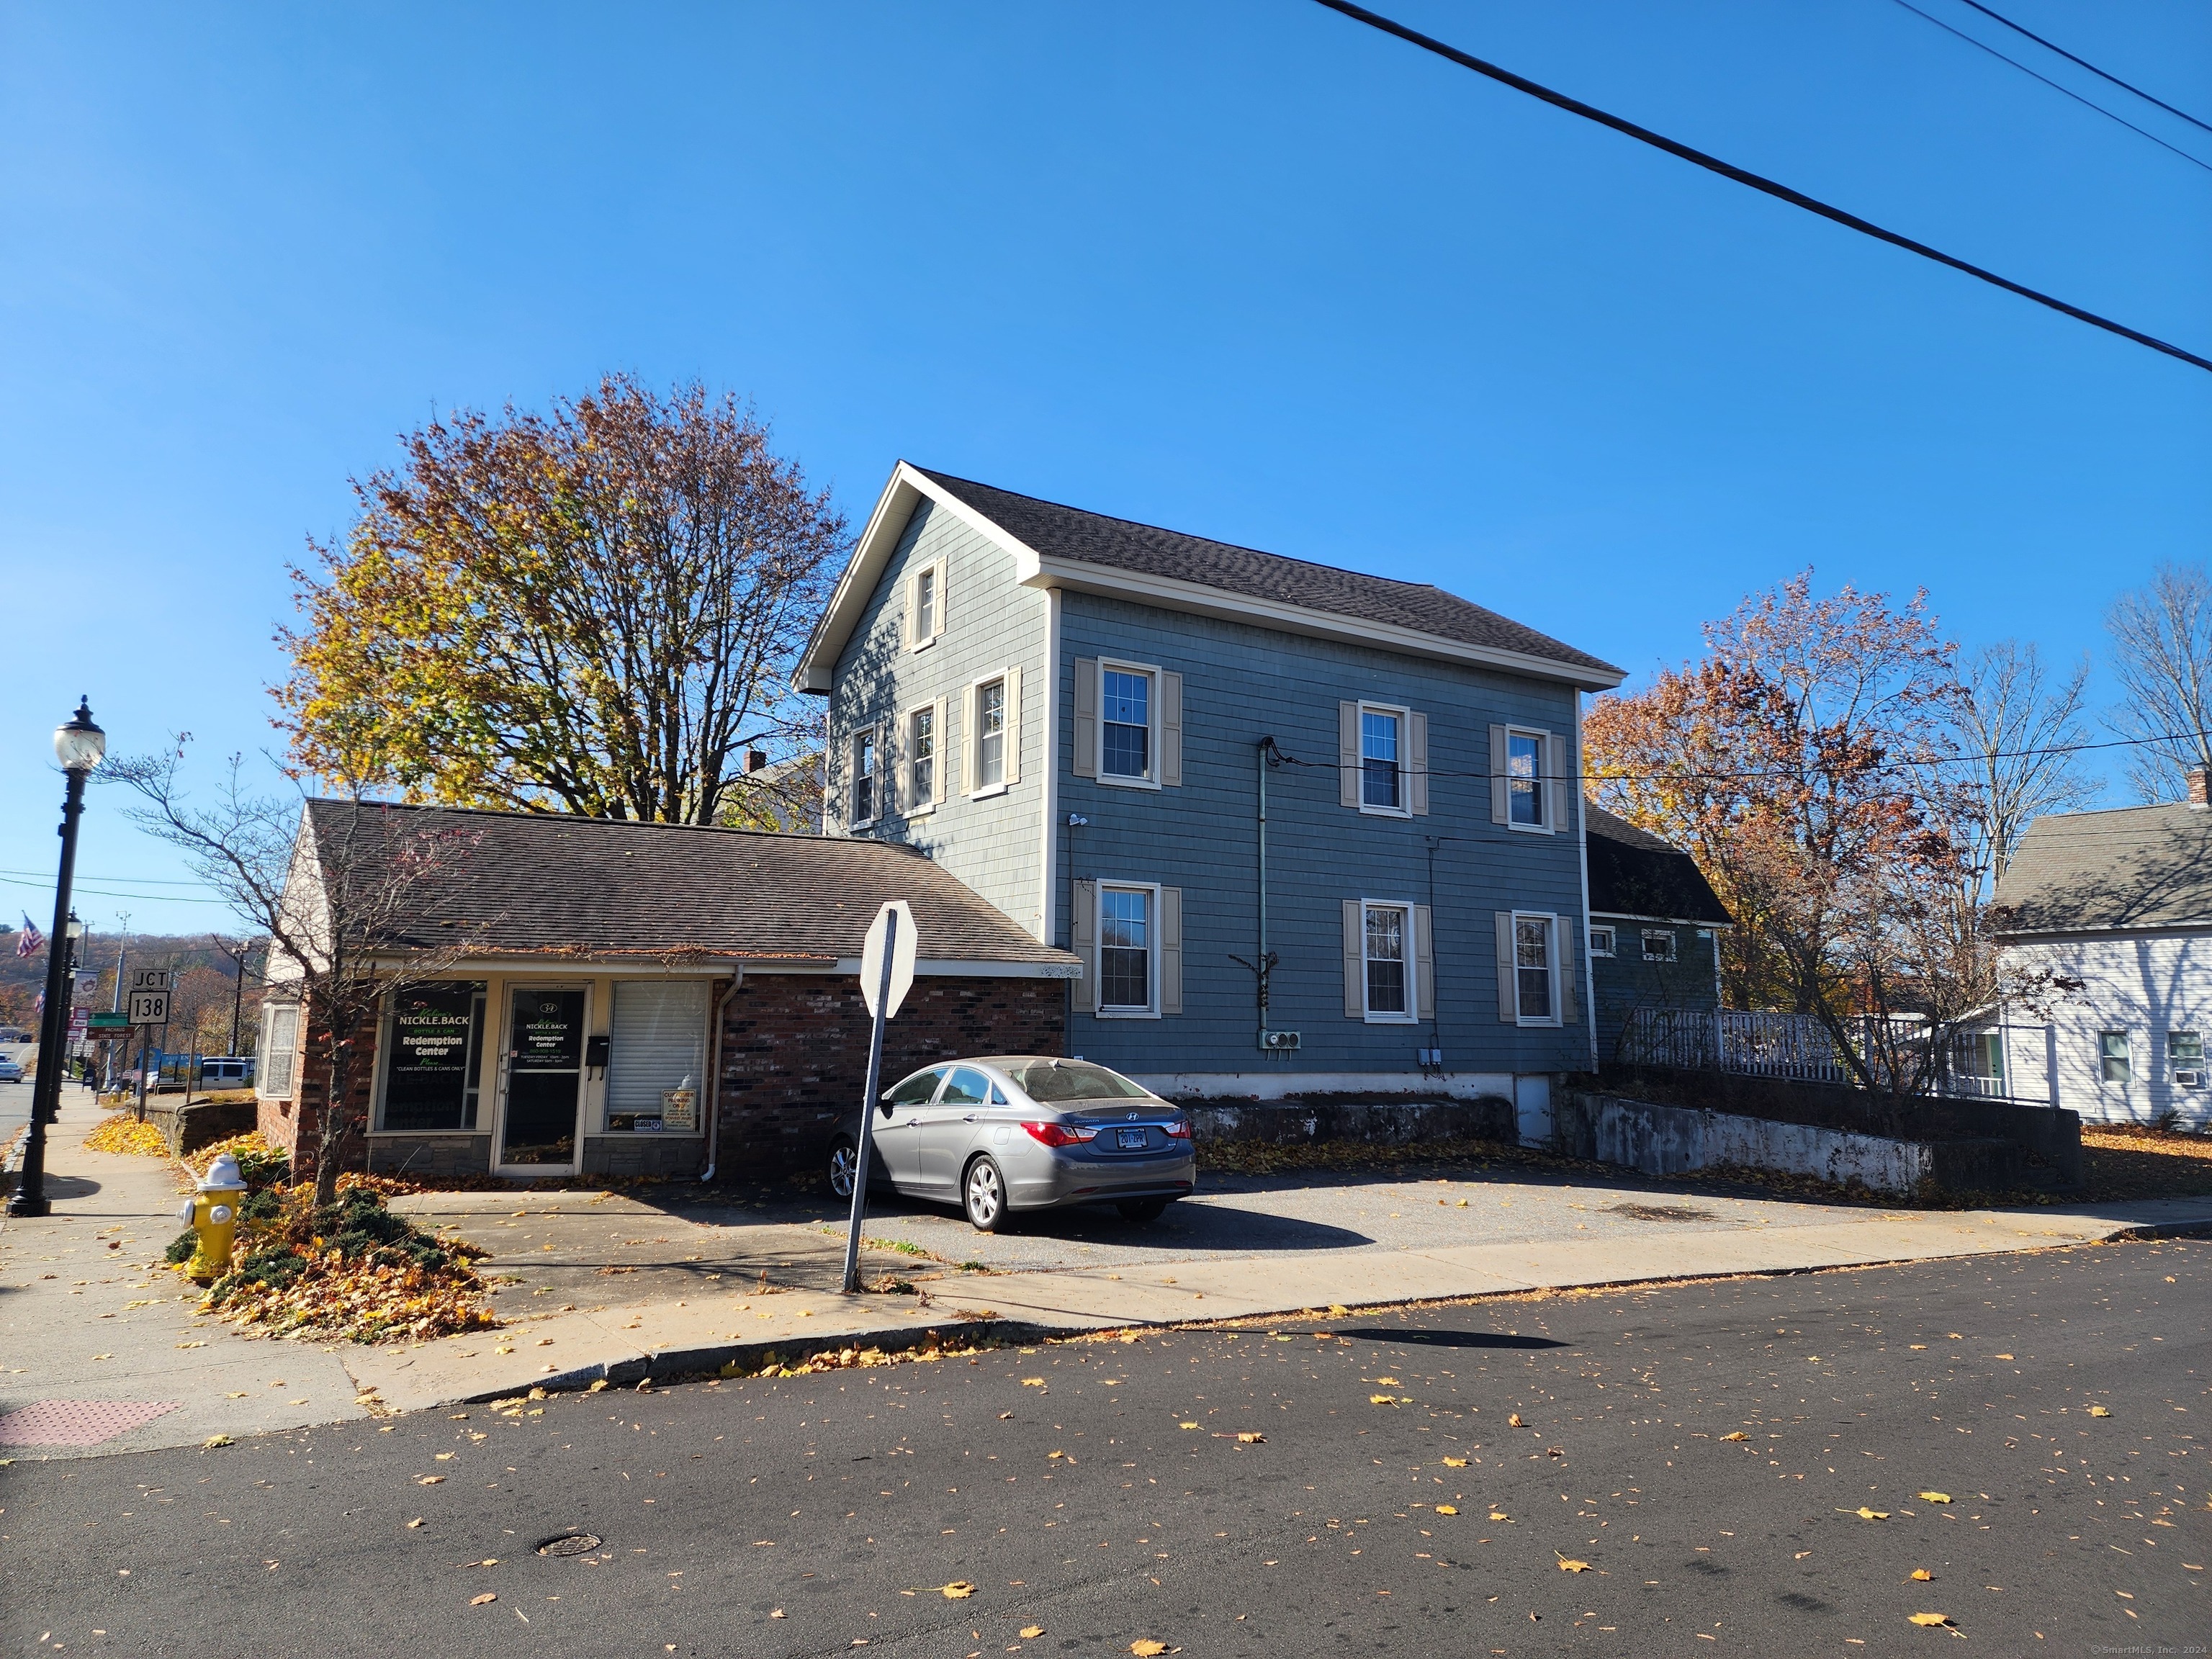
xmin=1097 ymin=658 xmax=1162 ymax=791
xmin=968 ymin=672 xmax=1012 ymax=800
xmin=2098 ymin=1030 xmax=2131 ymax=1085
xmin=1360 ymin=899 xmax=1419 ymax=1025
xmin=1503 ymin=726 xmax=1550 ymax=833
xmin=1640 ymin=928 xmax=1677 ymax=963
xmin=1511 ymin=909 xmax=1562 ymax=1028
xmin=1357 ymin=701 xmax=1411 ymax=818
xmin=848 ymin=724 xmax=880 ymax=830
xmin=1094 ymin=881 xmax=1161 ymax=1020
xmin=257 ymin=1000 xmax=300 ymax=1097
xmin=905 ymin=702 xmax=938 ymax=817
xmin=1588 ymin=923 xmax=1616 ymax=958
xmin=907 ymin=557 xmax=946 ymax=652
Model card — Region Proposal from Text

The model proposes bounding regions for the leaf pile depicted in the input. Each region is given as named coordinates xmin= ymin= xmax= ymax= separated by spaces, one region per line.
xmin=730 ymin=1334 xmax=1006 ymax=1380
xmin=197 ymin=1184 xmax=498 ymax=1344
xmin=84 ymin=1112 xmax=172 ymax=1157
xmin=186 ymin=1130 xmax=290 ymax=1189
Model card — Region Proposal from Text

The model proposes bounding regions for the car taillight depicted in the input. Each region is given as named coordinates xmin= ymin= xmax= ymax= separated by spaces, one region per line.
xmin=1164 ymin=1119 xmax=1190 ymax=1140
xmin=1021 ymin=1121 xmax=1098 ymax=1148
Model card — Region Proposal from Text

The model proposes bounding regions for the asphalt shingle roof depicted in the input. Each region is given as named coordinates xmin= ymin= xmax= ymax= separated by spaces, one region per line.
xmin=1583 ymin=804 xmax=1732 ymax=926
xmin=1993 ymin=801 xmax=2212 ymax=935
xmin=301 ymin=800 xmax=1074 ymax=968
xmin=916 ymin=468 xmax=1621 ymax=679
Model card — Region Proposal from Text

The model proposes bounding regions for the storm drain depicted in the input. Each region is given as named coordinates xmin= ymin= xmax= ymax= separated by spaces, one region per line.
xmin=536 ymin=1533 xmax=603 ymax=1557
xmin=0 ymin=1401 xmax=179 ymax=1447
xmin=1607 ymin=1203 xmax=1715 ymax=1223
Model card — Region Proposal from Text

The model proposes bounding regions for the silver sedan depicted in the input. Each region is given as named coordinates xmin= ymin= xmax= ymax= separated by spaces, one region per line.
xmin=829 ymin=1056 xmax=1197 ymax=1231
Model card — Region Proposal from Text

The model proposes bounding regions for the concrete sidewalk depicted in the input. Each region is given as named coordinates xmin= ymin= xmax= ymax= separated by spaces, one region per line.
xmin=6 ymin=1084 xmax=2210 ymax=1460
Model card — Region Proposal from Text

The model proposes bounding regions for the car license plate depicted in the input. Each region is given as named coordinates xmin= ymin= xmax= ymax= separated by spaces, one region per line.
xmin=1117 ymin=1127 xmax=1148 ymax=1150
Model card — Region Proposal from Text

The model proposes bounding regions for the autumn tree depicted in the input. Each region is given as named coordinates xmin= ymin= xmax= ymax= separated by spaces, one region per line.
xmin=1950 ymin=641 xmax=2098 ymax=899
xmin=276 ymin=376 xmax=847 ymax=824
xmin=2105 ymin=561 xmax=2212 ymax=802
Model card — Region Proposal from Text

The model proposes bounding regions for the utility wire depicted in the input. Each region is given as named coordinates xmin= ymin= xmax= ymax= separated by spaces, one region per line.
xmin=1953 ymin=0 xmax=2212 ymax=138
xmin=1308 ymin=0 xmax=2212 ymax=374
xmin=1888 ymin=0 xmax=2211 ymax=174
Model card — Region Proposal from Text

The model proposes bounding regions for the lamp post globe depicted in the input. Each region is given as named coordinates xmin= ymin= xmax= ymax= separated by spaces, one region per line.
xmin=8 ymin=697 xmax=103 ymax=1218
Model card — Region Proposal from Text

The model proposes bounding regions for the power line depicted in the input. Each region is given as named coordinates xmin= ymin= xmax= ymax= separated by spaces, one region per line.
xmin=1308 ymin=0 xmax=2212 ymax=375
xmin=0 ymin=867 xmax=215 ymax=887
xmin=1952 ymin=0 xmax=2212 ymax=138
xmin=1888 ymin=0 xmax=2211 ymax=174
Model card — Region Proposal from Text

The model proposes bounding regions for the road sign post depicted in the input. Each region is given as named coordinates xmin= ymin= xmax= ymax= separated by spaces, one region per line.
xmin=842 ymin=901 xmax=918 ymax=1295
xmin=128 ymin=968 xmax=170 ymax=1122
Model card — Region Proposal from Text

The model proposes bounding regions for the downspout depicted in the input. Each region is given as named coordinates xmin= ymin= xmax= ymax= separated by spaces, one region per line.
xmin=698 ymin=967 xmax=745 ymax=1183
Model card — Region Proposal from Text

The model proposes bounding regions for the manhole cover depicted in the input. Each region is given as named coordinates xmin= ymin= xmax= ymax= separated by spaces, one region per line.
xmin=0 ymin=1401 xmax=180 ymax=1447
xmin=536 ymin=1533 xmax=603 ymax=1557
xmin=1607 ymin=1203 xmax=1714 ymax=1223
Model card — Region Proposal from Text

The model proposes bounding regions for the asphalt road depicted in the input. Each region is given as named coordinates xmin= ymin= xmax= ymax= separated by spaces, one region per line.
xmin=4 ymin=1240 xmax=2203 ymax=1658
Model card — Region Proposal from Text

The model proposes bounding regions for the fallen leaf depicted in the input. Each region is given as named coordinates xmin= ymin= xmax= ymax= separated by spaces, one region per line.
xmin=1992 ymin=1354 xmax=2014 ymax=1361
xmin=1434 ymin=1504 xmax=1458 ymax=1516
xmin=1370 ymin=1394 xmax=1400 ymax=1406
xmin=1021 ymin=1378 xmax=1046 ymax=1388
xmin=1850 ymin=1507 xmax=1889 ymax=1520
xmin=2088 ymin=1406 xmax=2112 ymax=1418
xmin=1376 ymin=1377 xmax=1401 ymax=1386
xmin=1130 ymin=1643 xmax=1168 ymax=1657
xmin=1509 ymin=1413 xmax=1524 ymax=1427
xmin=470 ymin=1593 xmax=497 ymax=1606
xmin=1720 ymin=1432 xmax=1748 ymax=1442
xmin=406 ymin=1519 xmax=424 ymax=1529
xmin=940 ymin=1581 xmax=975 ymax=1599
xmin=1020 ymin=1627 xmax=1046 ymax=1640
xmin=1918 ymin=1491 xmax=1952 ymax=1504
xmin=418 ymin=1475 xmax=446 ymax=1485
xmin=1488 ymin=1511 xmax=1509 ymax=1521
xmin=1908 ymin=1613 xmax=1951 ymax=1627
xmin=1236 ymin=1432 xmax=1264 ymax=1444
xmin=1557 ymin=1555 xmax=1590 ymax=1573
xmin=202 ymin=1434 xmax=233 ymax=1448
xmin=1441 ymin=1457 xmax=1467 ymax=1468
xmin=1179 ymin=1422 xmax=1200 ymax=1430
xmin=1910 ymin=1569 xmax=1933 ymax=1581
xmin=1326 ymin=1304 xmax=1349 ymax=1316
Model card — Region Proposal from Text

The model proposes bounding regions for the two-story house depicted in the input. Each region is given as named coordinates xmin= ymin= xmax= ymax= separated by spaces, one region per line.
xmin=797 ymin=464 xmax=1624 ymax=1133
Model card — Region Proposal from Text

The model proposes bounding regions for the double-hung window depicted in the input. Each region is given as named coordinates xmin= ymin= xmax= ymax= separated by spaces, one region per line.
xmin=913 ymin=565 xmax=938 ymax=642
xmin=1362 ymin=707 xmax=1403 ymax=811
xmin=1101 ymin=667 xmax=1152 ymax=782
xmin=2099 ymin=1030 xmax=2131 ymax=1084
xmin=908 ymin=706 xmax=936 ymax=810
xmin=850 ymin=727 xmax=878 ymax=828
xmin=976 ymin=678 xmax=1007 ymax=788
xmin=1098 ymin=886 xmax=1154 ymax=1015
xmin=1507 ymin=731 xmax=1545 ymax=827
xmin=1515 ymin=914 xmax=1555 ymax=1023
xmin=1363 ymin=902 xmax=1413 ymax=1021
xmin=2172 ymin=1031 xmax=2204 ymax=1085
xmin=258 ymin=1001 xmax=300 ymax=1096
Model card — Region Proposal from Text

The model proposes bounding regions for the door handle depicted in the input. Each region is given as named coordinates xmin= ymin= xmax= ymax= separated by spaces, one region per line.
xmin=963 ymin=1114 xmax=977 ymax=1123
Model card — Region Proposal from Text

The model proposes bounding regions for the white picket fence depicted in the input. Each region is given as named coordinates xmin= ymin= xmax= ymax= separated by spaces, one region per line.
xmin=1621 ymin=1008 xmax=2055 ymax=1105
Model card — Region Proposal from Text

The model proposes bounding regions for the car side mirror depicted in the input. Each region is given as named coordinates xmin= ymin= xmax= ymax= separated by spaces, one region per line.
xmin=878 ymin=1096 xmax=896 ymax=1115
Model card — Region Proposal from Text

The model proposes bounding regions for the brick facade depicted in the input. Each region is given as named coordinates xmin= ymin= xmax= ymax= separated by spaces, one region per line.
xmin=714 ymin=973 xmax=1066 ymax=1179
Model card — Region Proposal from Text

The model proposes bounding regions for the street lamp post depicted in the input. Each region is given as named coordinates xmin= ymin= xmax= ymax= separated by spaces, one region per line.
xmin=9 ymin=698 xmax=106 ymax=1219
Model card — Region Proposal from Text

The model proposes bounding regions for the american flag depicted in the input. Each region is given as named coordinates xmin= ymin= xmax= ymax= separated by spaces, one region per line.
xmin=14 ymin=914 xmax=42 ymax=958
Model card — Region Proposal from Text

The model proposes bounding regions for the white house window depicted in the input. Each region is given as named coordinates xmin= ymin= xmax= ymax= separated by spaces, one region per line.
xmin=1515 ymin=914 xmax=1555 ymax=1023
xmin=1098 ymin=886 xmax=1154 ymax=1015
xmin=1361 ymin=707 xmax=1403 ymax=811
xmin=850 ymin=727 xmax=878 ymax=827
xmin=604 ymin=980 xmax=709 ymax=1133
xmin=976 ymin=678 xmax=1007 ymax=788
xmin=1102 ymin=667 xmax=1152 ymax=781
xmin=259 ymin=1002 xmax=300 ymax=1095
xmin=1641 ymin=928 xmax=1677 ymax=963
xmin=2099 ymin=1030 xmax=2131 ymax=1084
xmin=2171 ymin=1031 xmax=2203 ymax=1085
xmin=1508 ymin=731 xmax=1545 ymax=827
xmin=1364 ymin=902 xmax=1413 ymax=1021
xmin=1588 ymin=924 xmax=1616 ymax=958
xmin=908 ymin=706 xmax=935 ymax=809
xmin=913 ymin=565 xmax=938 ymax=642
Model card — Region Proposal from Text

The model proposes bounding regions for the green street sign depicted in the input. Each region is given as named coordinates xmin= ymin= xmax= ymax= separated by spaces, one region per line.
xmin=86 ymin=1011 xmax=130 ymax=1031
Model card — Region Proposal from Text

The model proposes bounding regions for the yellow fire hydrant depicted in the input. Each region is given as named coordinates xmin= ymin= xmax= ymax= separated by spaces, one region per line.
xmin=176 ymin=1152 xmax=249 ymax=1282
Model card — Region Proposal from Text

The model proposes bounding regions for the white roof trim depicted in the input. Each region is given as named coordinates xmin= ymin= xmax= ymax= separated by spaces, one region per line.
xmin=798 ymin=462 xmax=1624 ymax=694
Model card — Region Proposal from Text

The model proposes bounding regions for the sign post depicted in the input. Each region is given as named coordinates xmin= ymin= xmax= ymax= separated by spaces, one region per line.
xmin=841 ymin=901 xmax=917 ymax=1295
xmin=127 ymin=968 xmax=170 ymax=1123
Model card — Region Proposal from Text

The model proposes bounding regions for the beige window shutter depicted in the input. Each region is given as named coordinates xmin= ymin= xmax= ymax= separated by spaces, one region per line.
xmin=1556 ymin=914 xmax=1578 ymax=1022
xmin=1070 ymin=880 xmax=1097 ymax=1014
xmin=903 ymin=572 xmax=917 ymax=649
xmin=1160 ymin=886 xmax=1184 ymax=1015
xmin=960 ymin=684 xmax=975 ymax=795
xmin=1489 ymin=725 xmax=1510 ymax=824
xmin=1408 ymin=711 xmax=1429 ymax=816
xmin=1003 ymin=665 xmax=1022 ymax=785
xmin=932 ymin=559 xmax=948 ymax=639
xmin=932 ymin=693 xmax=951 ymax=805
xmin=1494 ymin=912 xmax=1518 ymax=1021
xmin=1414 ymin=904 xmax=1435 ymax=1021
xmin=1072 ymin=658 xmax=1098 ymax=779
xmin=1342 ymin=899 xmax=1364 ymax=1017
xmin=1546 ymin=729 xmax=1569 ymax=834
xmin=1159 ymin=670 xmax=1184 ymax=788
xmin=1339 ymin=702 xmax=1361 ymax=808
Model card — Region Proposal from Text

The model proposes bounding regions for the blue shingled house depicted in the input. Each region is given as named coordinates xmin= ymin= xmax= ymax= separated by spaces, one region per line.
xmin=796 ymin=464 xmax=1625 ymax=1130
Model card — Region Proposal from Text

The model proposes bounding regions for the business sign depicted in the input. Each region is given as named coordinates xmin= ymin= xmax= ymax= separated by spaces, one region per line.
xmin=71 ymin=969 xmax=99 ymax=1003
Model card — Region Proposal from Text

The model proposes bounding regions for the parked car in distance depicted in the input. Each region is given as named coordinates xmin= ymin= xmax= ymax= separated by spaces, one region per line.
xmin=197 ymin=1056 xmax=256 ymax=1087
xmin=0 ymin=1056 xmax=22 ymax=1083
xmin=828 ymin=1056 xmax=1195 ymax=1231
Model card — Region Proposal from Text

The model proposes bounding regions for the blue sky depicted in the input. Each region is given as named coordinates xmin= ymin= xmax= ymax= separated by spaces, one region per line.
xmin=3 ymin=0 xmax=2208 ymax=937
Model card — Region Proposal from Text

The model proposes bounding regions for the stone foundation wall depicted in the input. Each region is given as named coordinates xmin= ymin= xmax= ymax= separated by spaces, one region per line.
xmin=1180 ymin=1096 xmax=1518 ymax=1148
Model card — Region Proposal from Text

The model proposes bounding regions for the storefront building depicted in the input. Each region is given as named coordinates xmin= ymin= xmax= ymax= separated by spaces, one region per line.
xmin=254 ymin=801 xmax=1079 ymax=1183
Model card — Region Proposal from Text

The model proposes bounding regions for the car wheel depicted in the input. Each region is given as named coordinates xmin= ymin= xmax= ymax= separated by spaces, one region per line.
xmin=827 ymin=1136 xmax=859 ymax=1200
xmin=963 ymin=1156 xmax=1007 ymax=1232
xmin=1116 ymin=1197 xmax=1169 ymax=1223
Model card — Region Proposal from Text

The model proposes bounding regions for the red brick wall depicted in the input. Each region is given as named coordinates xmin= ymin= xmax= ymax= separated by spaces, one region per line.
xmin=256 ymin=1011 xmax=371 ymax=1184
xmin=714 ymin=973 xmax=1066 ymax=1179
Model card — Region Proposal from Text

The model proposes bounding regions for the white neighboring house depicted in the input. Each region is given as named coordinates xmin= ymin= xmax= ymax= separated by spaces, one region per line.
xmin=1992 ymin=772 xmax=2212 ymax=1130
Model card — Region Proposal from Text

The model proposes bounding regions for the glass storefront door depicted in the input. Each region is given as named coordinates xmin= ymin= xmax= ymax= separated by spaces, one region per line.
xmin=499 ymin=987 xmax=585 ymax=1169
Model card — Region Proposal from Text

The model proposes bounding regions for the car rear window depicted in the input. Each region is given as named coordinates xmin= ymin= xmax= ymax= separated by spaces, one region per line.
xmin=1006 ymin=1060 xmax=1151 ymax=1103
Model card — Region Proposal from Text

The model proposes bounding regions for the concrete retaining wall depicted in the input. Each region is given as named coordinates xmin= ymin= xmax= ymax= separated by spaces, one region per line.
xmin=1559 ymin=1090 xmax=1937 ymax=1193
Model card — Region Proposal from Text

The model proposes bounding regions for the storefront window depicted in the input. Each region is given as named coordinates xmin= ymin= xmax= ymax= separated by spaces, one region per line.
xmin=377 ymin=981 xmax=486 ymax=1131
xmin=605 ymin=981 xmax=709 ymax=1133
